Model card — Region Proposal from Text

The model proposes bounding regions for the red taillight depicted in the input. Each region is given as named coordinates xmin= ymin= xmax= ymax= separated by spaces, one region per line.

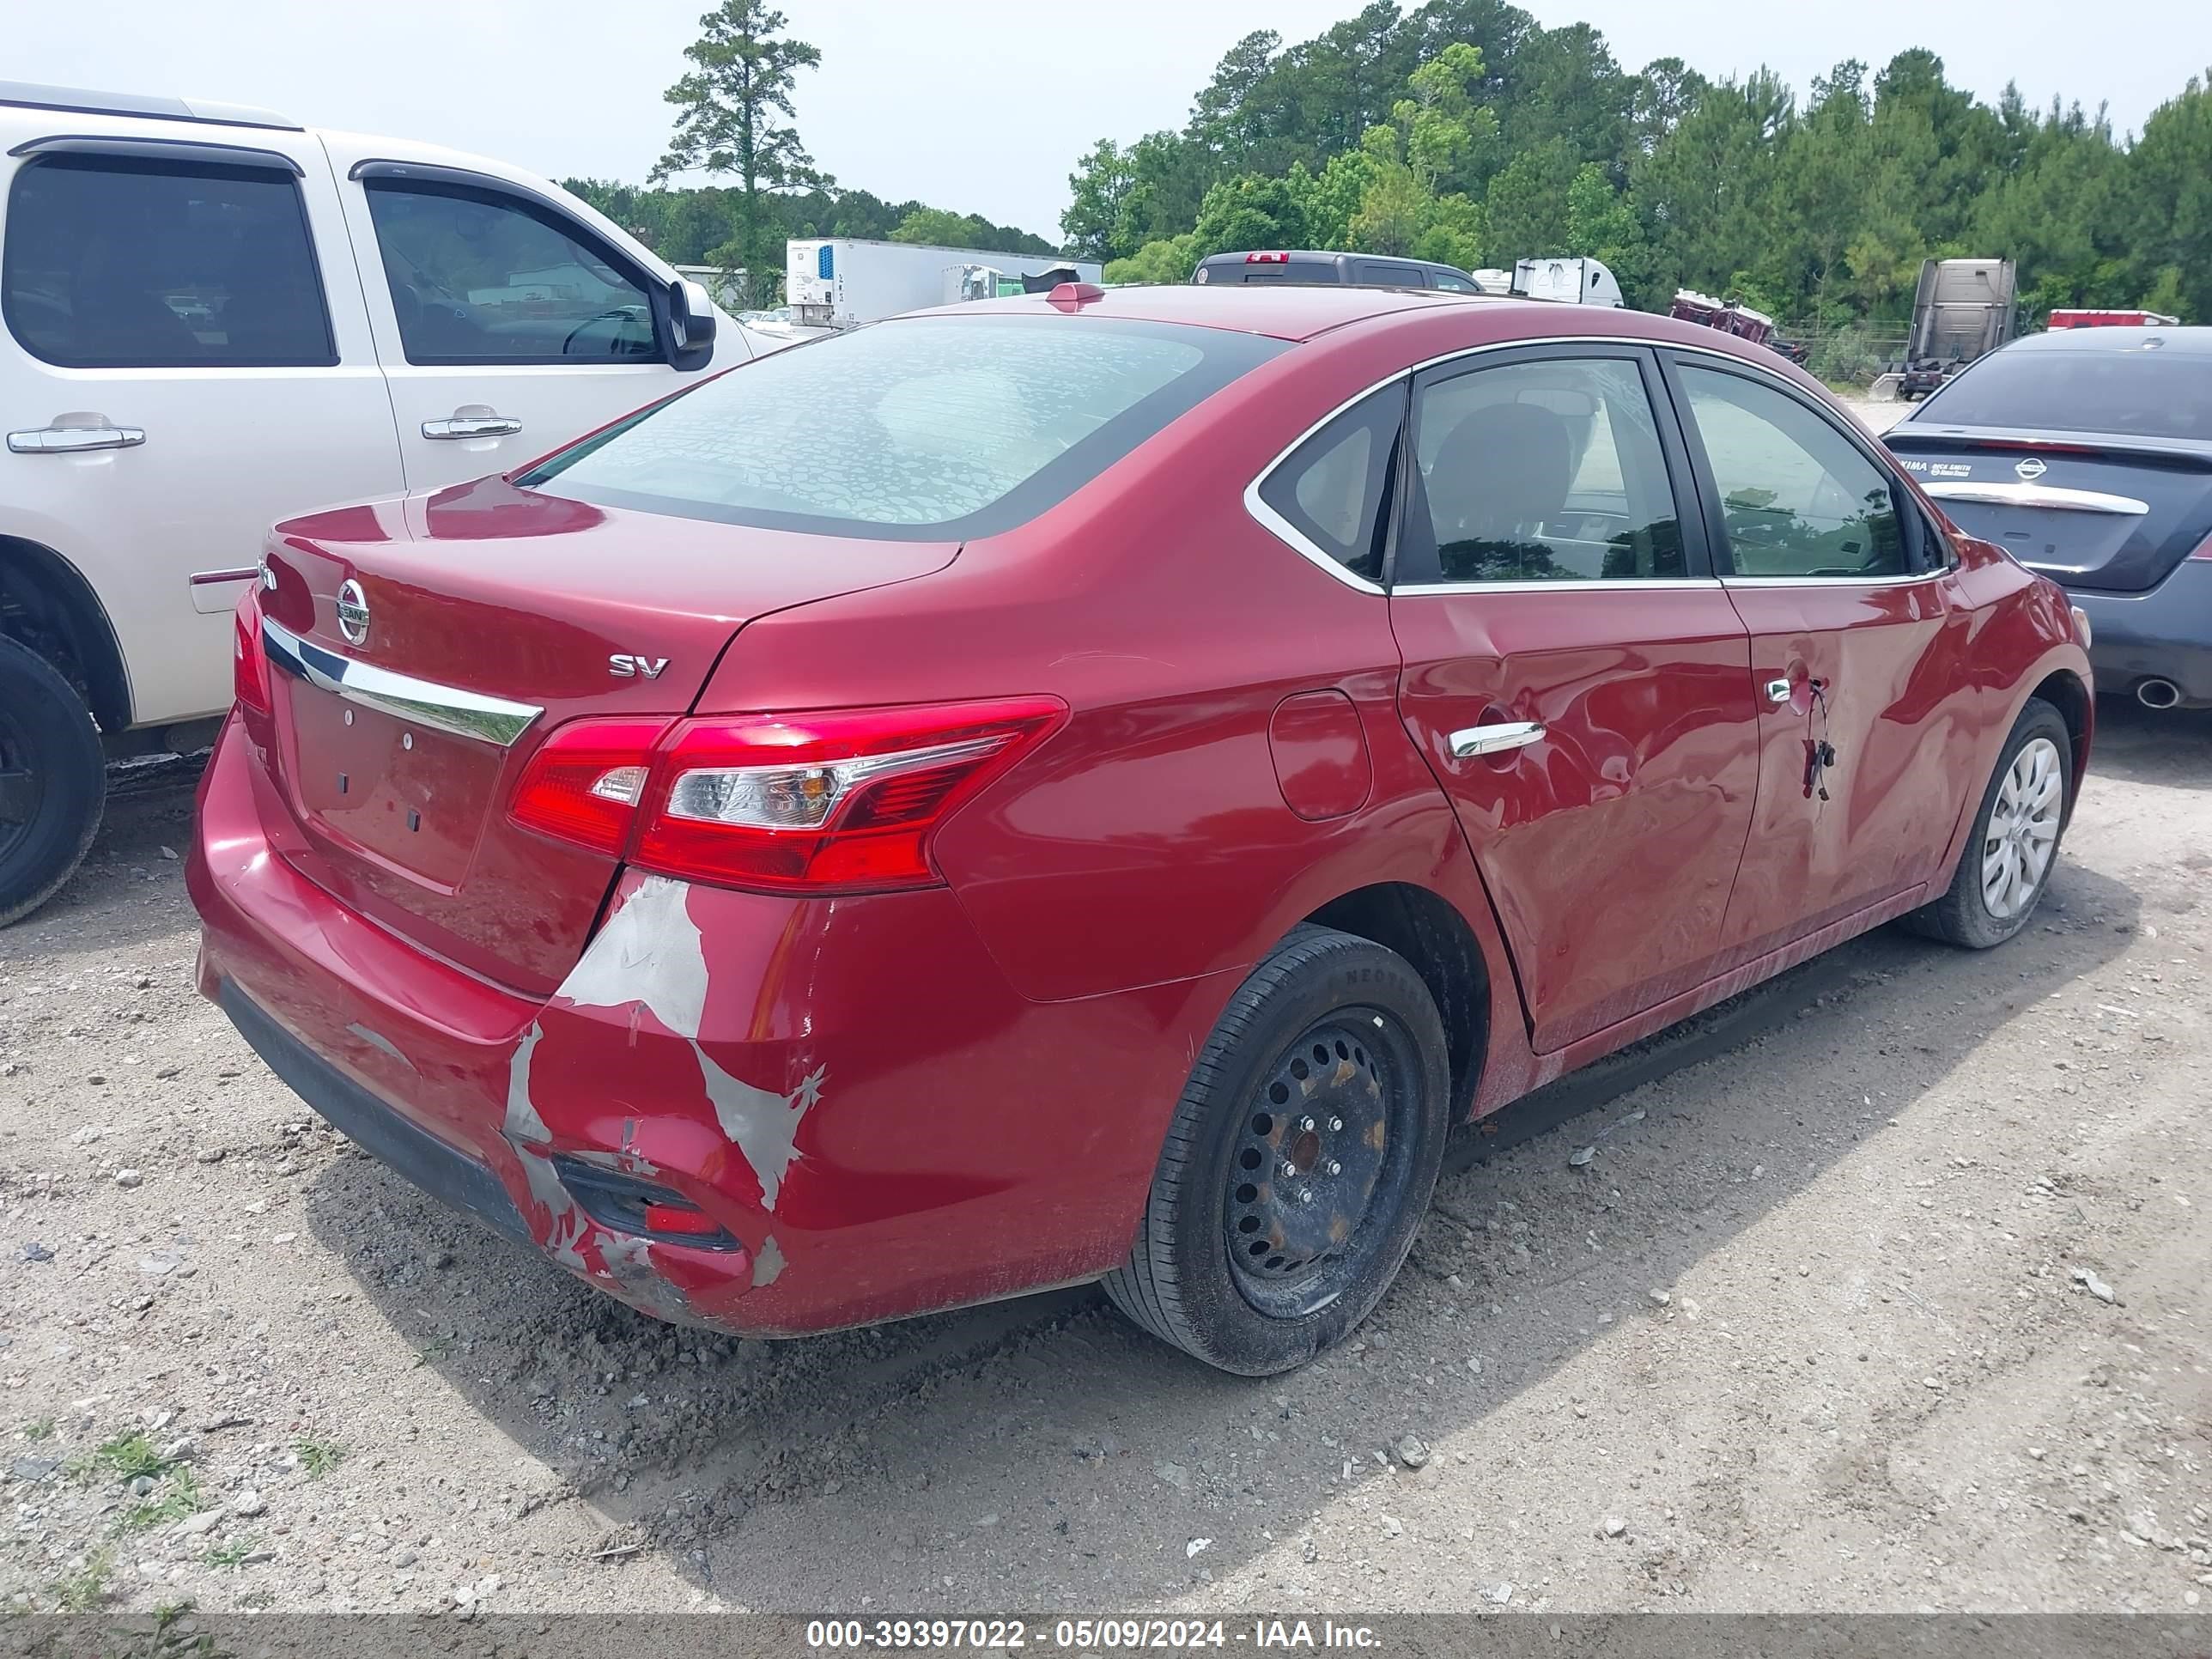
xmin=637 ymin=696 xmax=1066 ymax=893
xmin=507 ymin=696 xmax=1066 ymax=895
xmin=1245 ymin=251 xmax=1290 ymax=264
xmin=2190 ymin=529 xmax=2212 ymax=562
xmin=233 ymin=599 xmax=270 ymax=715
xmin=507 ymin=718 xmax=667 ymax=856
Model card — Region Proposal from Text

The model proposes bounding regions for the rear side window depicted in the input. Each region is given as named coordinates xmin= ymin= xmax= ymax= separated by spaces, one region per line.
xmin=1355 ymin=261 xmax=1419 ymax=289
xmin=1680 ymin=365 xmax=1905 ymax=579
xmin=3 ymin=156 xmax=332 ymax=368
xmin=1917 ymin=344 xmax=2212 ymax=441
xmin=524 ymin=313 xmax=1285 ymax=540
xmin=1253 ymin=386 xmax=1405 ymax=584
xmin=364 ymin=183 xmax=659 ymax=365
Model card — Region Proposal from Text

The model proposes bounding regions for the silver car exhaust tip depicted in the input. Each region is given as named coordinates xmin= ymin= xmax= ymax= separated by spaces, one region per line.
xmin=2136 ymin=678 xmax=2182 ymax=710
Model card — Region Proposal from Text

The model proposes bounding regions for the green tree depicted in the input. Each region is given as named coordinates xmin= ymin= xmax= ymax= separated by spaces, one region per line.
xmin=1190 ymin=173 xmax=1312 ymax=257
xmin=1062 ymin=139 xmax=1139 ymax=262
xmin=1188 ymin=29 xmax=1285 ymax=176
xmin=653 ymin=0 xmax=824 ymax=302
xmin=891 ymin=208 xmax=986 ymax=247
xmin=1285 ymin=151 xmax=1377 ymax=249
xmin=1627 ymin=57 xmax=1706 ymax=156
xmin=1105 ymin=233 xmax=1201 ymax=286
xmin=1348 ymin=127 xmax=1432 ymax=254
xmin=1564 ymin=162 xmax=1650 ymax=302
xmin=2126 ymin=70 xmax=2212 ymax=321
xmin=1484 ymin=136 xmax=1579 ymax=258
xmin=1772 ymin=61 xmax=1874 ymax=315
xmin=1973 ymin=99 xmax=2133 ymax=319
xmin=1393 ymin=42 xmax=1500 ymax=193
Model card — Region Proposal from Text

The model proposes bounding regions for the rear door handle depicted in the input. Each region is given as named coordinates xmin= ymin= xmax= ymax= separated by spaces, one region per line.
xmin=9 ymin=421 xmax=145 ymax=453
xmin=422 ymin=406 xmax=521 ymax=440
xmin=1450 ymin=720 xmax=1547 ymax=758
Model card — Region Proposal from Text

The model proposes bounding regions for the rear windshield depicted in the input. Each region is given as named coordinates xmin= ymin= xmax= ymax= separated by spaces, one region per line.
xmin=1917 ymin=344 xmax=2212 ymax=442
xmin=520 ymin=313 xmax=1285 ymax=539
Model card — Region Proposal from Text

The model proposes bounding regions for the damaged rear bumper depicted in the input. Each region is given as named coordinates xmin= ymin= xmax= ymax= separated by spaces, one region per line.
xmin=186 ymin=715 xmax=1230 ymax=1336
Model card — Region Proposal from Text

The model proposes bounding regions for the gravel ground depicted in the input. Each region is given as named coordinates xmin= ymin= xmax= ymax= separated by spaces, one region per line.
xmin=5 ymin=667 xmax=2209 ymax=1616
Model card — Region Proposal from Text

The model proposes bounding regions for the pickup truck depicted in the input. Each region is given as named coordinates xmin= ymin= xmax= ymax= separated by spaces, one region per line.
xmin=0 ymin=81 xmax=777 ymax=924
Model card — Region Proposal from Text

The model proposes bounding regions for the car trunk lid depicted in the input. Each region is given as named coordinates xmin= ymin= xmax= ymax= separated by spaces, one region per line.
xmin=1885 ymin=426 xmax=2212 ymax=592
xmin=248 ymin=477 xmax=957 ymax=994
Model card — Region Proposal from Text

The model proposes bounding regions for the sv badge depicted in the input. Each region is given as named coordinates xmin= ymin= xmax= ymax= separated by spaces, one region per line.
xmin=609 ymin=653 xmax=670 ymax=679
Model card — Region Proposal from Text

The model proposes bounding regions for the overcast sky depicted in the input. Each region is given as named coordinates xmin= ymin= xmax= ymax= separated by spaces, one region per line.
xmin=9 ymin=0 xmax=2200 ymax=238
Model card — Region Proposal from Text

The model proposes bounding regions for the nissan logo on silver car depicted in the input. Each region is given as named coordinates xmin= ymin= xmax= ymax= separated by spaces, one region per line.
xmin=2014 ymin=456 xmax=2049 ymax=481
xmin=335 ymin=580 xmax=371 ymax=647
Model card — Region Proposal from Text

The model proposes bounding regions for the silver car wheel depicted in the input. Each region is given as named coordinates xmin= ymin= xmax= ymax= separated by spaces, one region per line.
xmin=1981 ymin=736 xmax=2063 ymax=920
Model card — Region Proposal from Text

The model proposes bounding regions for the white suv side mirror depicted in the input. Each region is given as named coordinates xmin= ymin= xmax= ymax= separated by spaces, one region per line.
xmin=668 ymin=278 xmax=717 ymax=368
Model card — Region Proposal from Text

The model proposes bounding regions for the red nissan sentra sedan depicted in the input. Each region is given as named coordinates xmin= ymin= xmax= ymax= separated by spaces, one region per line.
xmin=190 ymin=283 xmax=2092 ymax=1375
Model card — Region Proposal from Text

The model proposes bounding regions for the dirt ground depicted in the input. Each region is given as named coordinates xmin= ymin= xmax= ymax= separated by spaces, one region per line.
xmin=5 ymin=535 xmax=2210 ymax=1617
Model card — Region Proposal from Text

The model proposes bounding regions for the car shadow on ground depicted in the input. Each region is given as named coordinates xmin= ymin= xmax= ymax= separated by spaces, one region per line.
xmin=301 ymin=856 xmax=2141 ymax=1609
xmin=2086 ymin=696 xmax=2212 ymax=791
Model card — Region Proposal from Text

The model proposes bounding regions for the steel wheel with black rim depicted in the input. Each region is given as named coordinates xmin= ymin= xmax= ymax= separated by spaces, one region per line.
xmin=0 ymin=635 xmax=106 ymax=927
xmin=1903 ymin=696 xmax=2074 ymax=950
xmin=1103 ymin=925 xmax=1452 ymax=1375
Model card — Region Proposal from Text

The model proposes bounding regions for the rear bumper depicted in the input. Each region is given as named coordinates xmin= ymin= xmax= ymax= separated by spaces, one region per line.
xmin=187 ymin=714 xmax=1229 ymax=1335
xmin=2068 ymin=556 xmax=2212 ymax=707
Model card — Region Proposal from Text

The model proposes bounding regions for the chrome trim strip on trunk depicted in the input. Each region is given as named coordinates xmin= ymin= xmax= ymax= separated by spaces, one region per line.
xmin=260 ymin=615 xmax=543 ymax=748
xmin=1921 ymin=481 xmax=2150 ymax=515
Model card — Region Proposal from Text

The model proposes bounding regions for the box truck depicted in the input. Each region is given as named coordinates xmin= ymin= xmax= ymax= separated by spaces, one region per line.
xmin=786 ymin=239 xmax=1103 ymax=329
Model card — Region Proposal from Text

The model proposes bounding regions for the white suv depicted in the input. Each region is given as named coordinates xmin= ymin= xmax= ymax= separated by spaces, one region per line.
xmin=0 ymin=82 xmax=773 ymax=923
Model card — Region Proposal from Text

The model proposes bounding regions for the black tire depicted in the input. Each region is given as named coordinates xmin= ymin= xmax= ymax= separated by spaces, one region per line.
xmin=0 ymin=635 xmax=106 ymax=928
xmin=1902 ymin=696 xmax=2072 ymax=949
xmin=1103 ymin=925 xmax=1451 ymax=1376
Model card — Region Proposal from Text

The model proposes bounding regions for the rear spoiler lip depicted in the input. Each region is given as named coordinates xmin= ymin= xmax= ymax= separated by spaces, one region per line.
xmin=1883 ymin=424 xmax=2212 ymax=471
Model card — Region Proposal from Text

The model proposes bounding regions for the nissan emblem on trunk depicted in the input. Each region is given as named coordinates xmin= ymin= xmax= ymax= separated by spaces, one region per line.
xmin=2014 ymin=457 xmax=2048 ymax=481
xmin=336 ymin=580 xmax=371 ymax=647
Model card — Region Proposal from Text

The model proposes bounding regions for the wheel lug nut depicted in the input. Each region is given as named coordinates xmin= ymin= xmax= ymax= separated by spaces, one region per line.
xmin=1298 ymin=1189 xmax=1313 ymax=1205
xmin=1300 ymin=1115 xmax=1316 ymax=1132
xmin=1328 ymin=1117 xmax=1344 ymax=1132
xmin=1327 ymin=1160 xmax=1341 ymax=1176
xmin=1280 ymin=1161 xmax=1297 ymax=1179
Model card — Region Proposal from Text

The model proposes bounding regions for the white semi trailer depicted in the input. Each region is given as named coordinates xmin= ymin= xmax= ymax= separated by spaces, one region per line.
xmin=785 ymin=238 xmax=1102 ymax=329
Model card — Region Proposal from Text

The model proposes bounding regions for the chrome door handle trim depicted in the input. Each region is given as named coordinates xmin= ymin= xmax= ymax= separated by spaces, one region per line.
xmin=1765 ymin=678 xmax=1793 ymax=704
xmin=422 ymin=415 xmax=522 ymax=440
xmin=1449 ymin=720 xmax=1547 ymax=758
xmin=260 ymin=615 xmax=542 ymax=748
xmin=9 ymin=424 xmax=145 ymax=453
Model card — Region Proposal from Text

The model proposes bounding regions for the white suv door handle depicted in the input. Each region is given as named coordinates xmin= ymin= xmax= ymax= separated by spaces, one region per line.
xmin=422 ymin=406 xmax=522 ymax=441
xmin=1450 ymin=720 xmax=1547 ymax=758
xmin=9 ymin=419 xmax=145 ymax=453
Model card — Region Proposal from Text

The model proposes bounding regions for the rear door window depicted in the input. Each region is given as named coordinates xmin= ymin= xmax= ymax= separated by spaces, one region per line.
xmin=363 ymin=183 xmax=660 ymax=365
xmin=3 ymin=155 xmax=333 ymax=368
xmin=524 ymin=313 xmax=1285 ymax=540
xmin=1400 ymin=355 xmax=1687 ymax=584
